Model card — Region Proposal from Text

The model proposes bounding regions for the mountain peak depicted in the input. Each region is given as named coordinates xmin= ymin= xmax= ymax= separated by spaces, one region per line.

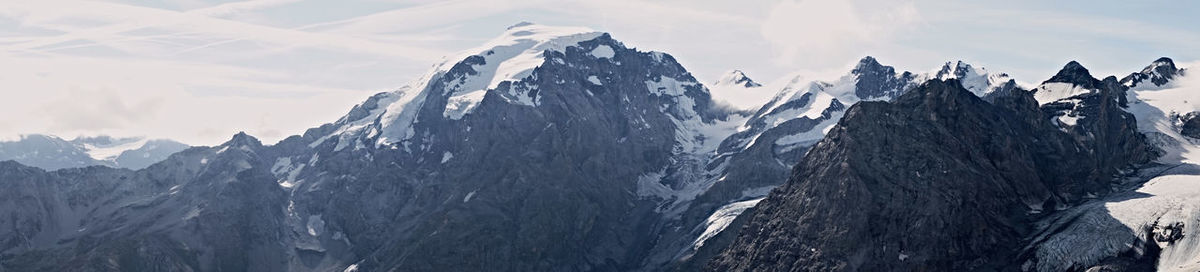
xmin=1121 ymin=56 xmax=1183 ymax=88
xmin=1153 ymin=57 xmax=1176 ymax=67
xmin=1044 ymin=60 xmax=1101 ymax=88
xmin=935 ymin=60 xmax=974 ymax=79
xmin=224 ymin=131 xmax=262 ymax=149
xmin=714 ymin=70 xmax=761 ymax=88
xmin=854 ymin=56 xmax=882 ymax=70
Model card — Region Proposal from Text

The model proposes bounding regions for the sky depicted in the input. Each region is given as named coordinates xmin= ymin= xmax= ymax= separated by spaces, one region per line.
xmin=0 ymin=0 xmax=1197 ymax=145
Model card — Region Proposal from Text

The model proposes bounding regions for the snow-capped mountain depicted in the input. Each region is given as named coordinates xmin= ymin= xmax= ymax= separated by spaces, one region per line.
xmin=931 ymin=60 xmax=1019 ymax=99
xmin=663 ymin=56 xmax=1018 ymax=267
xmin=711 ymin=58 xmax=1196 ymax=271
xmin=713 ymin=70 xmax=762 ymax=88
xmin=0 ymin=134 xmax=189 ymax=170
xmin=1023 ymin=58 xmax=1199 ymax=272
xmin=1121 ymin=57 xmax=1186 ymax=89
xmin=0 ymin=23 xmax=744 ymax=271
xmin=708 ymin=70 xmax=774 ymax=111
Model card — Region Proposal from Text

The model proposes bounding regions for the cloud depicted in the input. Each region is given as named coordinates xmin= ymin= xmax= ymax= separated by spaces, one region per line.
xmin=1 ymin=1 xmax=447 ymax=61
xmin=758 ymin=0 xmax=921 ymax=68
xmin=42 ymin=89 xmax=164 ymax=131
xmin=192 ymin=0 xmax=301 ymax=17
xmin=0 ymin=49 xmax=375 ymax=145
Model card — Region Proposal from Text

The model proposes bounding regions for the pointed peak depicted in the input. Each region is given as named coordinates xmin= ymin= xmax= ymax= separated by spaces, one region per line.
xmin=851 ymin=56 xmax=897 ymax=78
xmin=1044 ymin=60 xmax=1100 ymax=88
xmin=935 ymin=60 xmax=977 ymax=79
xmin=224 ymin=132 xmax=262 ymax=148
xmin=1062 ymin=61 xmax=1088 ymax=73
xmin=1143 ymin=57 xmax=1180 ymax=74
xmin=1122 ymin=56 xmax=1183 ymax=88
xmin=715 ymin=69 xmax=762 ymax=88
xmin=1153 ymin=57 xmax=1176 ymax=67
xmin=855 ymin=56 xmax=882 ymax=69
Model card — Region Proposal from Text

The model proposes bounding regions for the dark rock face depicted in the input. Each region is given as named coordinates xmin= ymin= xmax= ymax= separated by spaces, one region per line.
xmin=1046 ymin=61 xmax=1103 ymax=89
xmin=659 ymin=57 xmax=921 ymax=270
xmin=1181 ymin=112 xmax=1200 ymax=138
xmin=707 ymin=79 xmax=1155 ymax=271
xmin=851 ymin=56 xmax=919 ymax=100
xmin=1040 ymin=76 xmax=1158 ymax=196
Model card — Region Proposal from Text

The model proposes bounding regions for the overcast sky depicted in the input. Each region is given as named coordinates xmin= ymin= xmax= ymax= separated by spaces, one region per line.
xmin=1 ymin=0 xmax=1196 ymax=145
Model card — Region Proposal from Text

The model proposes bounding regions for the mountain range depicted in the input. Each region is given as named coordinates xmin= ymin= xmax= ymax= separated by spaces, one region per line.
xmin=0 ymin=135 xmax=189 ymax=170
xmin=0 ymin=23 xmax=1196 ymax=271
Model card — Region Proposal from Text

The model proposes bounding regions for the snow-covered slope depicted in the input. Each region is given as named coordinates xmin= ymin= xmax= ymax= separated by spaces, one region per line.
xmin=310 ymin=22 xmax=609 ymax=152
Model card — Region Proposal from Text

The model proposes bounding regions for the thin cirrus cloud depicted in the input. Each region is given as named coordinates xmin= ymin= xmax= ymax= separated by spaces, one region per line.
xmin=0 ymin=0 xmax=1195 ymax=145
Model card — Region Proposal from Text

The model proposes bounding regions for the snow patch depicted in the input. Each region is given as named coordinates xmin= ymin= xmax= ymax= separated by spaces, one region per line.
xmin=590 ymin=44 xmax=615 ymax=59
xmin=1034 ymin=82 xmax=1093 ymax=105
xmin=931 ymin=60 xmax=1014 ymax=98
xmin=463 ymin=190 xmax=477 ymax=203
xmin=693 ymin=198 xmax=763 ymax=250
xmin=1055 ymin=114 xmax=1081 ymax=127
xmin=78 ymin=137 xmax=149 ymax=162
xmin=307 ymin=215 xmax=325 ymax=236
xmin=444 ymin=90 xmax=487 ymax=120
xmin=587 ymin=75 xmax=602 ymax=85
xmin=441 ymin=151 xmax=454 ymax=164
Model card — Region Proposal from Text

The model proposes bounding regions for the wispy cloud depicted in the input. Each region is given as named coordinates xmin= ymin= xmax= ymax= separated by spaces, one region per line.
xmin=1 ymin=1 xmax=448 ymax=60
